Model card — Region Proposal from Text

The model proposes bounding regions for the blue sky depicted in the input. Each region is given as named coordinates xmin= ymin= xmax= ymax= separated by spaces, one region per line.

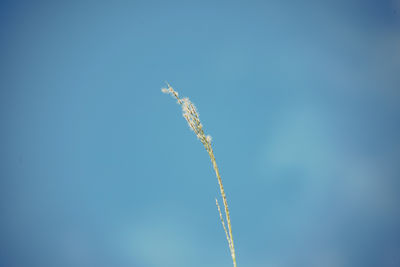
xmin=1 ymin=1 xmax=400 ymax=267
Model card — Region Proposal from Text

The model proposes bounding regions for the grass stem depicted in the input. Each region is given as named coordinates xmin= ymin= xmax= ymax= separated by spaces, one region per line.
xmin=162 ymin=83 xmax=237 ymax=267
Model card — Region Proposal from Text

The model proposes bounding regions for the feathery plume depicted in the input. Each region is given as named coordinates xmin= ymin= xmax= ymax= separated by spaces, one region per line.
xmin=162 ymin=83 xmax=237 ymax=267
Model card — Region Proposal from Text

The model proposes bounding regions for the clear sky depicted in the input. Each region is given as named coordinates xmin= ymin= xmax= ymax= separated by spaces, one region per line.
xmin=1 ymin=1 xmax=400 ymax=267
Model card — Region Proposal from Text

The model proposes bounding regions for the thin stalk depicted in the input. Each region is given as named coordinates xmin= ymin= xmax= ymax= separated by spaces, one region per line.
xmin=162 ymin=84 xmax=237 ymax=267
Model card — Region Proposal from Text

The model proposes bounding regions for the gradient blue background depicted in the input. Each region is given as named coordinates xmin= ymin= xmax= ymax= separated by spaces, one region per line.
xmin=1 ymin=1 xmax=400 ymax=266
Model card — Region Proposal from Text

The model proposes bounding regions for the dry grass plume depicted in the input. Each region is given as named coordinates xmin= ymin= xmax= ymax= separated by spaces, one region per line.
xmin=162 ymin=83 xmax=237 ymax=267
